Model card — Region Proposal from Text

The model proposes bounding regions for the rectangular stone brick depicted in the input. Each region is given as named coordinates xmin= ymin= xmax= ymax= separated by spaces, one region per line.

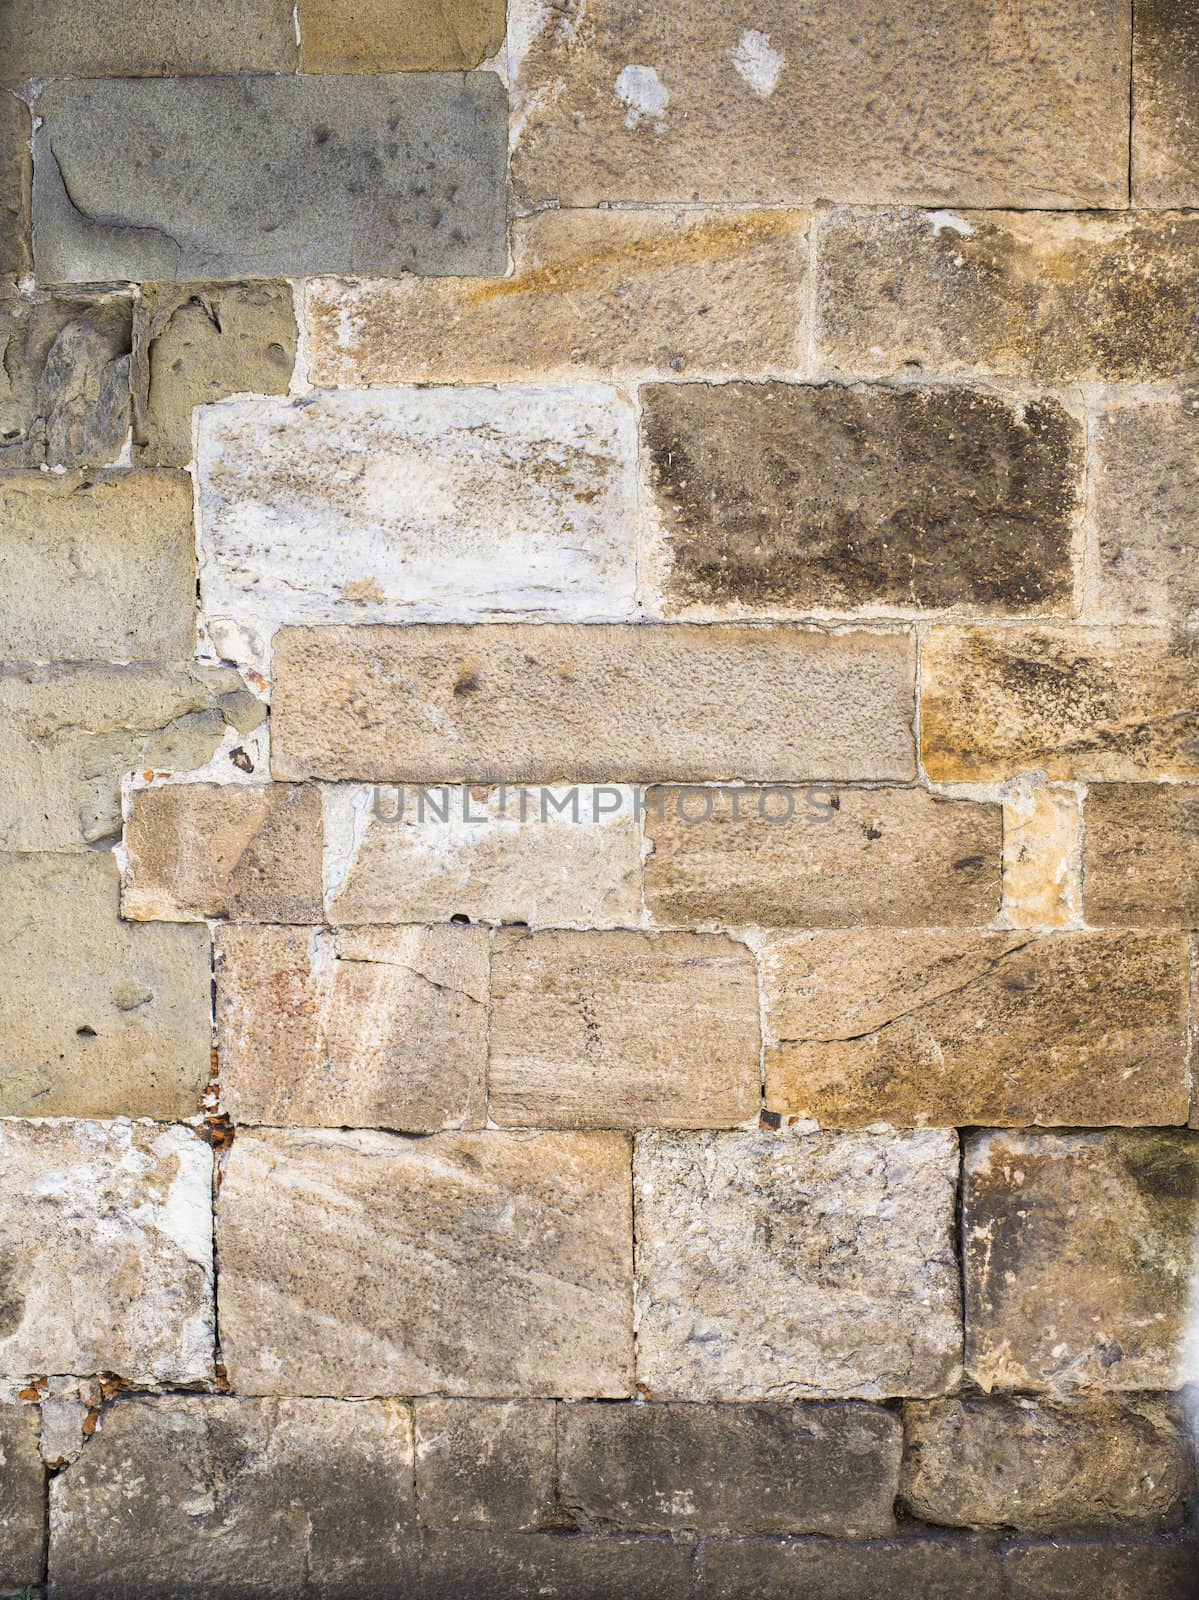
xmin=642 ymin=384 xmax=1080 ymax=617
xmin=0 ymin=92 xmax=31 ymax=278
xmin=695 ymin=1536 xmax=1003 ymax=1600
xmin=1083 ymin=784 xmax=1199 ymax=927
xmin=489 ymin=930 xmax=760 ymax=1130
xmin=0 ymin=1120 xmax=212 ymax=1384
xmin=0 ymin=1402 xmax=43 ymax=1592
xmin=963 ymin=1130 xmax=1199 ymax=1391
xmin=414 ymin=1399 xmax=555 ymax=1531
xmin=215 ymin=923 xmax=488 ymax=1132
xmin=558 ymin=1401 xmax=900 ymax=1536
xmin=762 ymin=930 xmax=1191 ymax=1128
xmin=123 ymin=782 xmax=323 ymax=923
xmin=1134 ymin=0 xmax=1199 ymax=206
xmin=634 ymin=1127 xmax=960 ymax=1400
xmin=1002 ymin=779 xmax=1081 ymax=929
xmin=300 ymin=0 xmax=505 ymax=70
xmin=33 ymin=75 xmax=506 ymax=284
xmin=306 ymin=209 xmax=808 ymax=385
xmin=509 ymin=0 xmax=1128 ymax=209
xmin=0 ymin=852 xmax=210 ymax=1119
xmin=272 ymin=624 xmax=916 ymax=784
xmin=644 ymin=787 xmax=1000 ymax=928
xmin=921 ymin=627 xmax=1199 ymax=782
xmin=818 ymin=210 xmax=1199 ymax=382
xmin=0 ymin=471 xmax=195 ymax=663
xmin=417 ymin=1532 xmax=695 ymax=1599
xmin=0 ymin=0 xmax=296 ymax=76
xmin=218 ymin=1128 xmax=633 ymax=1397
xmin=49 ymin=1396 xmax=415 ymax=1600
xmin=1004 ymin=1540 xmax=1199 ymax=1600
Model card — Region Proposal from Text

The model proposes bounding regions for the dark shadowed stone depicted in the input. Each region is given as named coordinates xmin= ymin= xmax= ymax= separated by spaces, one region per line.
xmin=1003 ymin=1539 xmax=1199 ymax=1599
xmin=1083 ymin=784 xmax=1199 ymax=927
xmin=694 ymin=1536 xmax=1004 ymax=1599
xmin=414 ymin=1399 xmax=556 ymax=1531
xmin=0 ymin=1400 xmax=43 ymax=1592
xmin=0 ymin=93 xmax=31 ymax=277
xmin=416 ymin=1532 xmax=695 ymax=1600
xmin=1134 ymin=0 xmax=1199 ymax=205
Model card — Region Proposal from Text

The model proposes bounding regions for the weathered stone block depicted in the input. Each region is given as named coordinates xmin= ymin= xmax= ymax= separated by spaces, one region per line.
xmin=902 ymin=1396 xmax=1194 ymax=1531
xmin=417 ymin=1531 xmax=695 ymax=1599
xmin=0 ymin=1401 xmax=44 ymax=1592
xmin=414 ymin=1399 xmax=555 ymax=1531
xmin=0 ymin=1120 xmax=212 ymax=1384
xmin=642 ymin=383 xmax=1080 ymax=616
xmin=1002 ymin=779 xmax=1081 ymax=929
xmin=1134 ymin=0 xmax=1199 ymax=206
xmin=633 ymin=1127 xmax=960 ymax=1400
xmin=33 ymin=75 xmax=507 ymax=284
xmin=0 ymin=92 xmax=31 ymax=278
xmin=300 ymin=0 xmax=505 ymax=70
xmin=509 ymin=0 xmax=1128 ymax=208
xmin=0 ymin=0 xmax=296 ymax=76
xmin=271 ymin=624 xmax=916 ymax=784
xmin=921 ymin=626 xmax=1199 ymax=782
xmin=695 ymin=1536 xmax=1004 ymax=1600
xmin=133 ymin=282 xmax=296 ymax=468
xmin=0 ymin=471 xmax=195 ymax=663
xmin=818 ymin=210 xmax=1199 ymax=382
xmin=218 ymin=1128 xmax=633 ymax=1397
xmin=215 ymin=923 xmax=488 ymax=1132
xmin=557 ymin=1401 xmax=900 ymax=1536
xmin=0 ymin=852 xmax=211 ymax=1119
xmin=1083 ymin=783 xmax=1199 ymax=927
xmin=963 ymin=1130 xmax=1199 ymax=1391
xmin=489 ymin=929 xmax=759 ymax=1130
xmin=644 ymin=786 xmax=999 ymax=927
xmin=123 ymin=782 xmax=323 ymax=923
xmin=48 ymin=1396 xmax=416 ymax=1599
xmin=762 ymin=930 xmax=1190 ymax=1128
xmin=306 ymin=208 xmax=807 ymax=384
xmin=1003 ymin=1539 xmax=1199 ymax=1599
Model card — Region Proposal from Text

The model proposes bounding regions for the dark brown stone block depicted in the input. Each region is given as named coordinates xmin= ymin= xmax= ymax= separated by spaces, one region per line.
xmin=694 ymin=1536 xmax=1004 ymax=1600
xmin=1134 ymin=0 xmax=1199 ymax=205
xmin=416 ymin=1532 xmax=695 ymax=1600
xmin=1003 ymin=1539 xmax=1199 ymax=1599
xmin=415 ymin=1399 xmax=556 ymax=1531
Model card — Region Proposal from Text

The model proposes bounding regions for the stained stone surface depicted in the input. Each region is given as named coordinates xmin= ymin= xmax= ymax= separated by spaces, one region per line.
xmin=414 ymin=1399 xmax=556 ymax=1531
xmin=0 ymin=1401 xmax=44 ymax=1592
xmin=633 ymin=1126 xmax=961 ymax=1400
xmin=299 ymin=0 xmax=506 ymax=70
xmin=0 ymin=92 xmax=31 ymax=278
xmin=1082 ymin=783 xmax=1199 ymax=926
xmin=217 ymin=1128 xmax=634 ymax=1397
xmin=0 ymin=0 xmax=296 ymax=76
xmin=1134 ymin=0 xmax=1199 ymax=205
xmin=695 ymin=1536 xmax=1004 ymax=1600
xmin=33 ymin=75 xmax=507 ymax=284
xmin=1003 ymin=1540 xmax=1199 ymax=1599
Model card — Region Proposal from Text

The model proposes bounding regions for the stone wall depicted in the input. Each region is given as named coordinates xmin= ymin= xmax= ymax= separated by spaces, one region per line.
xmin=1 ymin=2 xmax=1198 ymax=1595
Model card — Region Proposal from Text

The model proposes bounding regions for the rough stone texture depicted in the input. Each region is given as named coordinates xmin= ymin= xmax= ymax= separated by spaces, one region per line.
xmin=762 ymin=930 xmax=1190 ymax=1129
xmin=306 ymin=208 xmax=807 ymax=384
xmin=0 ymin=1401 xmax=44 ymax=1592
xmin=1002 ymin=779 xmax=1081 ymax=929
xmin=0 ymin=660 xmax=264 ymax=851
xmin=416 ymin=1532 xmax=695 ymax=1599
xmin=0 ymin=0 xmax=296 ymax=76
xmin=903 ymin=1396 xmax=1194 ymax=1532
xmin=1089 ymin=393 xmax=1199 ymax=622
xmin=196 ymin=387 xmax=639 ymax=662
xmin=963 ymin=1129 xmax=1199 ymax=1391
xmin=33 ymin=75 xmax=507 ymax=284
xmin=1083 ymin=783 xmax=1199 ymax=927
xmin=920 ymin=626 xmax=1199 ymax=782
xmin=414 ymin=1399 xmax=556 ymax=1531
xmin=217 ymin=1128 xmax=633 ymax=1397
xmin=641 ymin=383 xmax=1081 ymax=617
xmin=643 ymin=786 xmax=1000 ymax=928
xmin=695 ymin=1536 xmax=1004 ymax=1600
xmin=324 ymin=784 xmax=644 ymax=930
xmin=0 ymin=471 xmax=195 ymax=663
xmin=0 ymin=290 xmax=132 ymax=471
xmin=1134 ymin=0 xmax=1199 ymax=205
xmin=123 ymin=782 xmax=324 ymax=923
xmin=0 ymin=1120 xmax=212 ymax=1384
xmin=271 ymin=624 xmax=916 ymax=784
xmin=48 ymin=1396 xmax=416 ymax=1599
xmin=133 ymin=282 xmax=296 ymax=468
xmin=818 ymin=210 xmax=1199 ymax=382
xmin=0 ymin=852 xmax=211 ymax=1119
xmin=489 ymin=929 xmax=760 ymax=1130
xmin=0 ymin=92 xmax=31 ymax=278
xmin=300 ymin=0 xmax=506 ymax=70
xmin=633 ymin=1127 xmax=961 ymax=1400
xmin=1003 ymin=1540 xmax=1199 ymax=1599
xmin=557 ymin=1401 xmax=901 ymax=1536
xmin=215 ymin=922 xmax=488 ymax=1132
xmin=509 ymin=0 xmax=1128 ymax=208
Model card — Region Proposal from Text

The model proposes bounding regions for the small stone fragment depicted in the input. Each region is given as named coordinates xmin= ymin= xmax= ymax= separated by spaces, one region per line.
xmin=414 ymin=1399 xmax=555 ymax=1531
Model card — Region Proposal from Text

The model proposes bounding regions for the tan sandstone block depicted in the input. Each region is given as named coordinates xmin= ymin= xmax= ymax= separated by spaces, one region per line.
xmin=963 ymin=1129 xmax=1199 ymax=1391
xmin=0 ymin=852 xmax=211 ymax=1119
xmin=0 ymin=1401 xmax=44 ymax=1591
xmin=123 ymin=782 xmax=323 ymax=922
xmin=634 ymin=1126 xmax=961 ymax=1400
xmin=306 ymin=209 xmax=807 ymax=384
xmin=921 ymin=627 xmax=1199 ymax=782
xmin=818 ymin=210 xmax=1199 ymax=383
xmin=644 ymin=786 xmax=1000 ymax=927
xmin=414 ymin=1399 xmax=556 ymax=1531
xmin=509 ymin=0 xmax=1128 ymax=209
xmin=271 ymin=624 xmax=916 ymax=784
xmin=299 ymin=0 xmax=504 ymax=70
xmin=489 ymin=929 xmax=760 ymax=1130
xmin=1002 ymin=780 xmax=1081 ymax=929
xmin=1134 ymin=0 xmax=1199 ymax=206
xmin=215 ymin=923 xmax=488 ymax=1132
xmin=0 ymin=1120 xmax=212 ymax=1384
xmin=218 ymin=1128 xmax=633 ymax=1397
xmin=1083 ymin=783 xmax=1199 ymax=927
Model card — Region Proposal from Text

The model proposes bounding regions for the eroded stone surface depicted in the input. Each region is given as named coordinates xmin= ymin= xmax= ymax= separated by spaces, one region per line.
xmin=218 ymin=1128 xmax=633 ymax=1397
xmin=1003 ymin=1540 xmax=1199 ymax=1599
xmin=414 ymin=1399 xmax=555 ymax=1531
xmin=300 ymin=0 xmax=505 ymax=70
xmin=963 ymin=1129 xmax=1199 ymax=1391
xmin=634 ymin=1126 xmax=961 ymax=1399
xmin=0 ymin=1401 xmax=43 ymax=1592
xmin=0 ymin=92 xmax=31 ymax=278
xmin=0 ymin=0 xmax=295 ymax=76
xmin=695 ymin=1536 xmax=1003 ymax=1600
xmin=271 ymin=624 xmax=916 ymax=784
xmin=0 ymin=1120 xmax=212 ymax=1384
xmin=1083 ymin=783 xmax=1199 ymax=927
xmin=1002 ymin=779 xmax=1081 ymax=929
xmin=1134 ymin=0 xmax=1199 ymax=205
xmin=762 ymin=930 xmax=1190 ymax=1128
